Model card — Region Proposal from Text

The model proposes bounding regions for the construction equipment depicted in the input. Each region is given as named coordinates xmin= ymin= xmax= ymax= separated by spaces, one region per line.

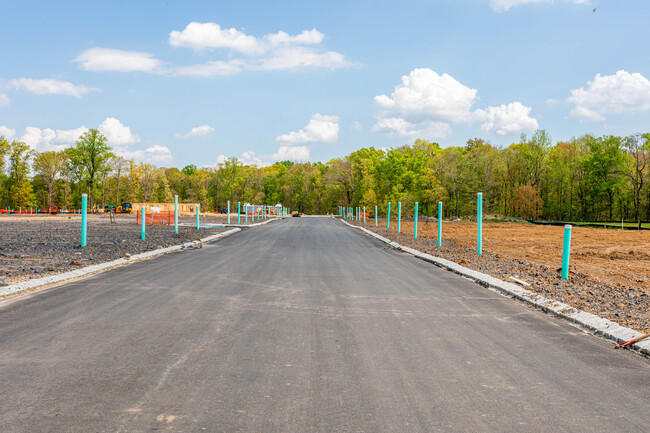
xmin=116 ymin=202 xmax=132 ymax=213
xmin=291 ymin=211 xmax=301 ymax=218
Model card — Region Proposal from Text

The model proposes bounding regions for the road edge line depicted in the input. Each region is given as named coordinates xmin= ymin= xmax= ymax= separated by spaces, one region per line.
xmin=0 ymin=228 xmax=241 ymax=300
xmin=339 ymin=218 xmax=650 ymax=356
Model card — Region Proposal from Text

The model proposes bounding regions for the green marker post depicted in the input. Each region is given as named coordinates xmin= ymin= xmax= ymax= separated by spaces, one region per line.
xmin=81 ymin=194 xmax=87 ymax=247
xmin=414 ymin=202 xmax=418 ymax=238
xmin=397 ymin=202 xmax=401 ymax=233
xmin=174 ymin=195 xmax=179 ymax=234
xmin=438 ymin=201 xmax=442 ymax=247
xmin=562 ymin=225 xmax=572 ymax=279
xmin=196 ymin=204 xmax=200 ymax=230
xmin=375 ymin=205 xmax=378 ymax=227
xmin=227 ymin=200 xmax=231 ymax=224
xmin=387 ymin=202 xmax=391 ymax=229
xmin=477 ymin=192 xmax=483 ymax=255
xmin=363 ymin=206 xmax=366 ymax=224
xmin=141 ymin=206 xmax=146 ymax=239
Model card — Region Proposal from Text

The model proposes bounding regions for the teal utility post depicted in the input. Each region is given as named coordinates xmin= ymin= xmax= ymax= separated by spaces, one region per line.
xmin=438 ymin=201 xmax=442 ymax=247
xmin=397 ymin=202 xmax=402 ymax=233
xmin=81 ymin=194 xmax=87 ymax=247
xmin=375 ymin=205 xmax=378 ymax=227
xmin=414 ymin=202 xmax=418 ymax=238
xmin=477 ymin=192 xmax=483 ymax=255
xmin=141 ymin=206 xmax=146 ymax=239
xmin=227 ymin=200 xmax=231 ymax=224
xmin=174 ymin=195 xmax=179 ymax=234
xmin=238 ymin=202 xmax=241 ymax=223
xmin=363 ymin=206 xmax=366 ymax=224
xmin=196 ymin=204 xmax=200 ymax=230
xmin=387 ymin=202 xmax=391 ymax=229
xmin=245 ymin=204 xmax=248 ymax=223
xmin=561 ymin=225 xmax=572 ymax=279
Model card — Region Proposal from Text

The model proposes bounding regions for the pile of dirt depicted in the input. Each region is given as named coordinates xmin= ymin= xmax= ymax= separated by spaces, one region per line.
xmin=349 ymin=219 xmax=650 ymax=333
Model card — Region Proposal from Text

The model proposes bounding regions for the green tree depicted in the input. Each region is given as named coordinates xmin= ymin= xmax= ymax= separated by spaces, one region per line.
xmin=32 ymin=150 xmax=65 ymax=209
xmin=71 ymin=129 xmax=113 ymax=209
xmin=7 ymin=141 xmax=34 ymax=208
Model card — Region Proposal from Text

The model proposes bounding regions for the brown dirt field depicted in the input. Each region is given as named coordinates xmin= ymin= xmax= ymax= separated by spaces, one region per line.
xmin=405 ymin=221 xmax=650 ymax=292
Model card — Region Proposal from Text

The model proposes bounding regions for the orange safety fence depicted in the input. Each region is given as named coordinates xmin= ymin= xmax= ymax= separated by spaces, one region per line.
xmin=136 ymin=210 xmax=174 ymax=225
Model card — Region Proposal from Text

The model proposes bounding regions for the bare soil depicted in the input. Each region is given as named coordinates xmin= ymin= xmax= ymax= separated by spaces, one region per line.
xmin=351 ymin=219 xmax=650 ymax=333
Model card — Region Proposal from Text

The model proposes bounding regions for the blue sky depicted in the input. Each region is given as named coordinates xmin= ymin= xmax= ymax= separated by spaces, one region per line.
xmin=1 ymin=0 xmax=649 ymax=168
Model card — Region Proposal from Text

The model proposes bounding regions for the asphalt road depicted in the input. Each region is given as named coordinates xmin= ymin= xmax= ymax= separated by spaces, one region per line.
xmin=1 ymin=217 xmax=649 ymax=432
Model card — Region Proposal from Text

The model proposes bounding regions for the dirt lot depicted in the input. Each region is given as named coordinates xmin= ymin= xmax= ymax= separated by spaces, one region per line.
xmin=0 ymin=213 xmax=240 ymax=286
xmin=351 ymin=219 xmax=650 ymax=333
xmin=412 ymin=221 xmax=650 ymax=290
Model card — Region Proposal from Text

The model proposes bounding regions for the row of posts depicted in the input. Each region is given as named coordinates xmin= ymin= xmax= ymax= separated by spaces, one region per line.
xmin=339 ymin=193 xmax=573 ymax=280
xmin=80 ymin=194 xmax=289 ymax=248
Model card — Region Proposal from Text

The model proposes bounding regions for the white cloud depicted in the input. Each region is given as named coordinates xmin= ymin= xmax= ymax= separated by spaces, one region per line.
xmin=174 ymin=60 xmax=245 ymax=77
xmin=475 ymin=102 xmax=539 ymax=135
xmin=20 ymin=125 xmax=89 ymax=152
xmin=371 ymin=117 xmax=415 ymax=136
xmin=489 ymin=0 xmax=588 ymax=13
xmin=175 ymin=124 xmax=215 ymax=139
xmin=352 ymin=121 xmax=362 ymax=130
xmin=118 ymin=144 xmax=172 ymax=163
xmin=98 ymin=117 xmax=140 ymax=146
xmin=371 ymin=117 xmax=452 ymax=139
xmin=78 ymin=24 xmax=353 ymax=78
xmin=257 ymin=47 xmax=352 ymax=71
xmin=375 ymin=68 xmax=478 ymax=124
xmin=276 ymin=114 xmax=339 ymax=144
xmin=169 ymin=22 xmax=261 ymax=54
xmin=0 ymin=93 xmax=11 ymax=107
xmin=568 ymin=70 xmax=650 ymax=121
xmin=0 ymin=125 xmax=16 ymax=140
xmin=74 ymin=48 xmax=164 ymax=73
xmin=373 ymin=68 xmax=538 ymax=138
xmin=11 ymin=78 xmax=96 ymax=99
xmin=216 ymin=145 xmax=310 ymax=167
xmin=271 ymin=145 xmax=310 ymax=161
xmin=169 ymin=22 xmax=324 ymax=54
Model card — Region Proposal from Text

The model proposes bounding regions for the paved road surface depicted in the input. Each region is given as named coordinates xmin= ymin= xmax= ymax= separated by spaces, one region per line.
xmin=1 ymin=218 xmax=649 ymax=432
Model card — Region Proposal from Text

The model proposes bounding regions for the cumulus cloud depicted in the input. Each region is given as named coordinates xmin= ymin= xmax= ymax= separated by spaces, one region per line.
xmin=98 ymin=117 xmax=140 ymax=146
xmin=276 ymin=114 xmax=339 ymax=144
xmin=81 ymin=23 xmax=353 ymax=78
xmin=0 ymin=93 xmax=11 ymax=107
xmin=175 ymin=124 xmax=215 ymax=139
xmin=169 ymin=22 xmax=324 ymax=54
xmin=489 ymin=0 xmax=588 ymax=13
xmin=371 ymin=117 xmax=452 ymax=139
xmin=567 ymin=70 xmax=650 ymax=121
xmin=0 ymin=125 xmax=16 ymax=140
xmin=373 ymin=68 xmax=537 ymax=138
xmin=20 ymin=126 xmax=89 ymax=152
xmin=476 ymin=102 xmax=539 ymax=135
xmin=375 ymin=68 xmax=478 ymax=124
xmin=216 ymin=145 xmax=310 ymax=167
xmin=119 ymin=144 xmax=172 ymax=163
xmin=74 ymin=48 xmax=164 ymax=73
xmin=11 ymin=78 xmax=96 ymax=99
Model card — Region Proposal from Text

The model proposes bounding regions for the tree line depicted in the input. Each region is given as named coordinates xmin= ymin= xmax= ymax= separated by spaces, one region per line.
xmin=1 ymin=129 xmax=649 ymax=227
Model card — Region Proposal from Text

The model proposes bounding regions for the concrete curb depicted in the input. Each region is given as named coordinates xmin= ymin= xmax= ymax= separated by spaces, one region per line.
xmin=0 ymin=228 xmax=241 ymax=300
xmin=339 ymin=218 xmax=650 ymax=356
xmin=178 ymin=217 xmax=277 ymax=229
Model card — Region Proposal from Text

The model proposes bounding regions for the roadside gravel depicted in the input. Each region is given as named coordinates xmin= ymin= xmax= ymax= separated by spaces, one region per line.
xmin=0 ymin=214 xmax=228 ymax=286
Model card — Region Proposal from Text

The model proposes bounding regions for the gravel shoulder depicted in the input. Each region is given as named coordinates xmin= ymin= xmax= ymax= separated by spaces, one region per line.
xmin=348 ymin=219 xmax=649 ymax=333
xmin=0 ymin=213 xmax=232 ymax=286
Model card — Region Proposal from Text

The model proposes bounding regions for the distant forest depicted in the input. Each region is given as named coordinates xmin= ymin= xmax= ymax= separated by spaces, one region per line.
xmin=1 ymin=129 xmax=649 ymax=226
